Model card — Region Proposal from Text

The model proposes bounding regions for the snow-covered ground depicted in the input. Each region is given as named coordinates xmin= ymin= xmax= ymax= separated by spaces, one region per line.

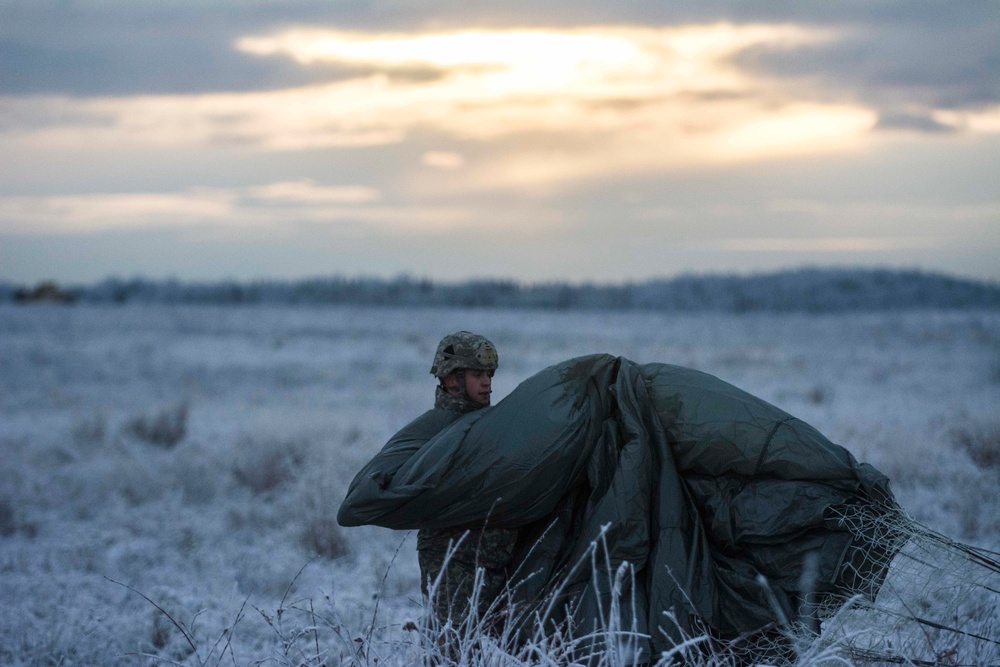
xmin=1 ymin=304 xmax=998 ymax=665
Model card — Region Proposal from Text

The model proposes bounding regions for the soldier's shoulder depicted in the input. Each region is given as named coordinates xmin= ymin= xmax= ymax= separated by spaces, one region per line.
xmin=391 ymin=408 xmax=462 ymax=441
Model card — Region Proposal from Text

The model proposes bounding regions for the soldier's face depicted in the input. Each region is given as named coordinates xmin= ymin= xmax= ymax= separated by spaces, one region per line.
xmin=464 ymin=369 xmax=493 ymax=406
xmin=443 ymin=368 xmax=493 ymax=406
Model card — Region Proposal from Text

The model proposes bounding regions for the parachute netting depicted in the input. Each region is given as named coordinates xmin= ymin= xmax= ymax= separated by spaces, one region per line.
xmin=820 ymin=504 xmax=1000 ymax=666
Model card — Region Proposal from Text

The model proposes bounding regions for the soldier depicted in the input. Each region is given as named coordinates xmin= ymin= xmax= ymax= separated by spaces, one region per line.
xmin=413 ymin=332 xmax=518 ymax=631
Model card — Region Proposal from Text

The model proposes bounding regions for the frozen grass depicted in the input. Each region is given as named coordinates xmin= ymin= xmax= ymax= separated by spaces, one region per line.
xmin=0 ymin=304 xmax=998 ymax=665
xmin=122 ymin=399 xmax=189 ymax=449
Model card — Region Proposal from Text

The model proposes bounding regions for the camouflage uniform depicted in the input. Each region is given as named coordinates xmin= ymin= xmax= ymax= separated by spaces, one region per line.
xmin=416 ymin=332 xmax=517 ymax=628
xmin=417 ymin=387 xmax=518 ymax=627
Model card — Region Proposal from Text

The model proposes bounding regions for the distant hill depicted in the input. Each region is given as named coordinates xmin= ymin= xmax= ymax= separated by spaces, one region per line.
xmin=3 ymin=268 xmax=999 ymax=312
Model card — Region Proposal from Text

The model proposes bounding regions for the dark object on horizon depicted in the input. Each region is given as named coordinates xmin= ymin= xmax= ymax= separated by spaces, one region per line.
xmin=13 ymin=281 xmax=77 ymax=304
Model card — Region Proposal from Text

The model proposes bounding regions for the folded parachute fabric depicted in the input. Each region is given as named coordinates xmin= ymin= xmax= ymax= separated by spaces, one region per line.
xmin=338 ymin=354 xmax=899 ymax=657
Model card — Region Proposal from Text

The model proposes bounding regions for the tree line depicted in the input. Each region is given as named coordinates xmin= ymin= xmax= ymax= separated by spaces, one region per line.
xmin=3 ymin=267 xmax=999 ymax=312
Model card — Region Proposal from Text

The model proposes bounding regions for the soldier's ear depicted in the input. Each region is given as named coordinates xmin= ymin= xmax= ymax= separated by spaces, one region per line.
xmin=441 ymin=373 xmax=460 ymax=390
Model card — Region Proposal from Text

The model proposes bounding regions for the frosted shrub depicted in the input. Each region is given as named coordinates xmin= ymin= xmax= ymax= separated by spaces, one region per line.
xmin=300 ymin=516 xmax=348 ymax=559
xmin=1 ymin=603 xmax=107 ymax=667
xmin=805 ymin=384 xmax=831 ymax=405
xmin=952 ymin=420 xmax=1000 ymax=471
xmin=176 ymin=458 xmax=217 ymax=505
xmin=234 ymin=555 xmax=300 ymax=597
xmin=110 ymin=444 xmax=167 ymax=506
xmin=0 ymin=497 xmax=15 ymax=537
xmin=940 ymin=421 xmax=1000 ymax=537
xmin=123 ymin=584 xmax=212 ymax=665
xmin=231 ymin=433 xmax=307 ymax=493
xmin=71 ymin=409 xmax=107 ymax=450
xmin=123 ymin=400 xmax=188 ymax=448
xmin=142 ymin=611 xmax=203 ymax=665
xmin=295 ymin=444 xmax=350 ymax=559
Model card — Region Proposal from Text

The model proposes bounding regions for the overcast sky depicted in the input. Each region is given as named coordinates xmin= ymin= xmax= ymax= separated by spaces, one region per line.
xmin=1 ymin=1 xmax=998 ymax=284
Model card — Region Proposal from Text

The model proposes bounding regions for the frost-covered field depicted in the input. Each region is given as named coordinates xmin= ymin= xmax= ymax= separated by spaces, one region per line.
xmin=1 ymin=304 xmax=998 ymax=665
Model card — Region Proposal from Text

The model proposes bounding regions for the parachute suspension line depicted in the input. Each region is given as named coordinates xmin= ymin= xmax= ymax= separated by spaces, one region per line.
xmin=895 ymin=550 xmax=1000 ymax=597
xmin=902 ymin=516 xmax=1000 ymax=574
xmin=844 ymin=645 xmax=993 ymax=667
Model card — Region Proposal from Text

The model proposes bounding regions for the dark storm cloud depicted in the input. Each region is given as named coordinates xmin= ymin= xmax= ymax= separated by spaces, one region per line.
xmin=0 ymin=1 xmax=382 ymax=95
xmin=739 ymin=23 xmax=1000 ymax=108
xmin=875 ymin=112 xmax=954 ymax=134
xmin=730 ymin=3 xmax=1000 ymax=125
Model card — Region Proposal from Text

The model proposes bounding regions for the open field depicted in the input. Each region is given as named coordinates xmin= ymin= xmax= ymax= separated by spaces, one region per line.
xmin=1 ymin=305 xmax=998 ymax=665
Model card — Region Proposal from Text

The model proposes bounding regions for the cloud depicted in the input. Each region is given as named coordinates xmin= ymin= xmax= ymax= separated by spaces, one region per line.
xmin=734 ymin=10 xmax=1000 ymax=131
xmin=875 ymin=111 xmax=955 ymax=134
xmin=0 ymin=190 xmax=237 ymax=233
xmin=4 ymin=18 xmax=998 ymax=198
xmin=716 ymin=237 xmax=935 ymax=253
xmin=422 ymin=151 xmax=465 ymax=169
xmin=0 ymin=3 xmax=346 ymax=96
xmin=764 ymin=199 xmax=1000 ymax=222
xmin=0 ymin=24 xmax=880 ymax=191
xmin=247 ymin=180 xmax=381 ymax=204
xmin=933 ymin=106 xmax=1000 ymax=134
xmin=0 ymin=181 xmax=560 ymax=235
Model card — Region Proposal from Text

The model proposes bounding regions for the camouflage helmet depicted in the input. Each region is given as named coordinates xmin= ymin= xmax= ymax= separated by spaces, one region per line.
xmin=430 ymin=331 xmax=499 ymax=378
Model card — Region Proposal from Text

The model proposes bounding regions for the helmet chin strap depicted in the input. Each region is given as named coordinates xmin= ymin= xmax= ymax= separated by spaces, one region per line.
xmin=454 ymin=369 xmax=473 ymax=401
xmin=442 ymin=369 xmax=474 ymax=403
